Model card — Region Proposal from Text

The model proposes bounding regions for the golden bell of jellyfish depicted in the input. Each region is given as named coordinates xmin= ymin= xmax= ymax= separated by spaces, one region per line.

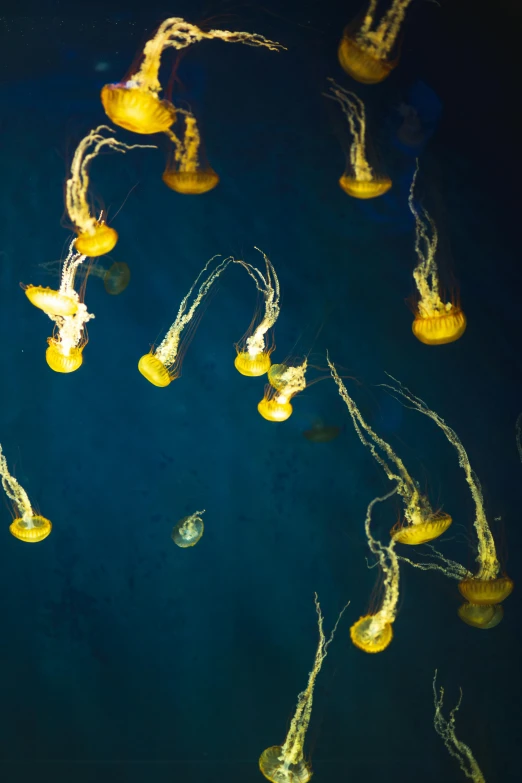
xmin=234 ymin=351 xmax=272 ymax=377
xmin=66 ymin=126 xmax=156 ymax=258
xmin=409 ymin=161 xmax=466 ymax=345
xmin=457 ymin=602 xmax=504 ymax=630
xmin=24 ymin=285 xmax=78 ymax=317
xmin=101 ymin=17 xmax=284 ymax=136
xmin=350 ymin=615 xmax=393 ymax=653
xmin=171 ymin=510 xmax=205 ymax=548
xmin=325 ymin=79 xmax=392 ymax=199
xmin=139 ymin=255 xmax=233 ymax=386
xmin=458 ymin=575 xmax=514 ymax=605
xmin=337 ymin=1 xmax=414 ymax=84
xmin=0 ymin=443 xmax=52 ymax=543
xmin=259 ymin=594 xmax=348 ymax=783
xmin=46 ymin=341 xmax=84 ymax=374
xmin=258 ymin=397 xmax=293 ymax=423
xmin=391 ymin=510 xmax=452 ymax=546
xmin=162 ymin=168 xmax=219 ymax=194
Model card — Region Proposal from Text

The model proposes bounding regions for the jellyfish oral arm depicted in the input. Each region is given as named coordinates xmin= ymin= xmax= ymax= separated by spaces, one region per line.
xmin=0 ymin=445 xmax=33 ymax=520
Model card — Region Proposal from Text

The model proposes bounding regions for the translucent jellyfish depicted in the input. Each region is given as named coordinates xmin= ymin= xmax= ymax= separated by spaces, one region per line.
xmin=234 ymin=249 xmax=280 ymax=377
xmin=328 ymin=354 xmax=452 ymax=545
xmin=325 ymin=78 xmax=391 ymax=199
xmin=350 ymin=488 xmax=400 ymax=653
xmin=171 ymin=510 xmax=205 ymax=548
xmin=258 ymin=360 xmax=308 ymax=422
xmin=91 ymin=260 xmax=131 ymax=295
xmin=259 ymin=593 xmax=348 ymax=783
xmin=0 ymin=442 xmax=52 ymax=543
xmin=409 ymin=162 xmax=467 ymax=345
xmin=432 ymin=671 xmax=485 ymax=782
xmin=382 ymin=375 xmax=513 ymax=626
xmin=338 ymin=0 xmax=415 ymax=84
xmin=101 ymin=17 xmax=284 ymax=136
xmin=139 ymin=255 xmax=232 ymax=387
xmin=66 ymin=125 xmax=156 ymax=257
xmin=162 ymin=110 xmax=219 ymax=195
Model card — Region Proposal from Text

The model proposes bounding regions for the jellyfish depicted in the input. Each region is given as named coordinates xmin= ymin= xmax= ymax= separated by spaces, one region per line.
xmin=25 ymin=241 xmax=86 ymax=317
xmin=258 ymin=360 xmax=307 ymax=422
xmin=66 ymin=125 xmax=156 ymax=257
xmin=162 ymin=110 xmax=219 ymax=195
xmin=234 ymin=249 xmax=280 ymax=377
xmin=409 ymin=162 xmax=467 ymax=345
xmin=381 ymin=375 xmax=513 ymax=626
xmin=350 ymin=488 xmax=400 ymax=653
xmin=259 ymin=593 xmax=348 ymax=783
xmin=328 ymin=354 xmax=452 ymax=545
xmin=338 ymin=0 xmax=415 ymax=84
xmin=101 ymin=17 xmax=284 ymax=137
xmin=0 ymin=442 xmax=52 ymax=542
xmin=325 ymin=78 xmax=391 ymax=199
xmin=138 ymin=254 xmax=233 ymax=387
xmin=432 ymin=671 xmax=486 ymax=782
xmin=90 ymin=260 xmax=131 ymax=295
xmin=171 ymin=510 xmax=205 ymax=548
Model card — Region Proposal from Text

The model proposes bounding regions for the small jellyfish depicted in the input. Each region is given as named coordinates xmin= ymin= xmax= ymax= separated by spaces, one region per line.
xmin=338 ymin=0 xmax=415 ymax=84
xmin=93 ymin=260 xmax=131 ymax=295
xmin=66 ymin=126 xmax=156 ymax=257
xmin=382 ymin=375 xmax=513 ymax=627
xmin=325 ymin=78 xmax=391 ymax=199
xmin=409 ymin=162 xmax=467 ymax=345
xmin=0 ymin=442 xmax=52 ymax=542
xmin=259 ymin=593 xmax=348 ymax=783
xmin=162 ymin=111 xmax=219 ymax=194
xmin=138 ymin=254 xmax=232 ymax=387
xmin=350 ymin=488 xmax=400 ymax=653
xmin=234 ymin=249 xmax=280 ymax=377
xmin=171 ymin=510 xmax=205 ymax=548
xmin=101 ymin=17 xmax=284 ymax=136
xmin=258 ymin=360 xmax=308 ymax=422
xmin=328 ymin=354 xmax=452 ymax=545
xmin=432 ymin=671 xmax=486 ymax=783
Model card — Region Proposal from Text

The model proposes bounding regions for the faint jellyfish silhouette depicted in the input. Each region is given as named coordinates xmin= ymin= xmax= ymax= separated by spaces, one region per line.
xmin=171 ymin=510 xmax=205 ymax=548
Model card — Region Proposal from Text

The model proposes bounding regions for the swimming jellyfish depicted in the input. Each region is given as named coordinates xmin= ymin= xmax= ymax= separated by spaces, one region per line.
xmin=338 ymin=0 xmax=415 ymax=84
xmin=325 ymin=78 xmax=391 ymax=198
xmin=171 ymin=510 xmax=205 ymax=548
xmin=0 ymin=442 xmax=52 ymax=542
xmin=234 ymin=249 xmax=280 ymax=377
xmin=101 ymin=17 xmax=284 ymax=136
xmin=162 ymin=110 xmax=219 ymax=194
xmin=432 ymin=671 xmax=485 ymax=783
xmin=138 ymin=254 xmax=233 ymax=387
xmin=258 ymin=360 xmax=308 ymax=422
xmin=328 ymin=354 xmax=452 ymax=545
xmin=66 ymin=125 xmax=156 ymax=257
xmin=381 ymin=376 xmax=513 ymax=628
xmin=409 ymin=162 xmax=467 ymax=345
xmin=90 ymin=260 xmax=131 ymax=295
xmin=259 ymin=593 xmax=348 ymax=783
xmin=350 ymin=488 xmax=400 ymax=653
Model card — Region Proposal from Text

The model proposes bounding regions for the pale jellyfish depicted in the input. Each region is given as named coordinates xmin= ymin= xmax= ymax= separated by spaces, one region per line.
xmin=171 ymin=510 xmax=205 ymax=548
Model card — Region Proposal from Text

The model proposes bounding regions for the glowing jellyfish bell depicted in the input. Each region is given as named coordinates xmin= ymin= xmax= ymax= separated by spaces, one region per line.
xmin=233 ymin=249 xmax=280 ymax=377
xmin=101 ymin=17 xmax=284 ymax=136
xmin=171 ymin=510 xmax=205 ymax=548
xmin=162 ymin=111 xmax=219 ymax=195
xmin=325 ymin=78 xmax=391 ymax=199
xmin=409 ymin=162 xmax=466 ymax=345
xmin=338 ymin=0 xmax=415 ymax=84
xmin=258 ymin=360 xmax=308 ymax=422
xmin=138 ymin=255 xmax=233 ymax=387
xmin=0 ymin=443 xmax=52 ymax=543
xmin=259 ymin=594 xmax=348 ymax=783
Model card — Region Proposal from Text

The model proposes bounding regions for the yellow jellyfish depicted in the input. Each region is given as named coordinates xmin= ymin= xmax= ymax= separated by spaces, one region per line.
xmin=234 ymin=249 xmax=280 ymax=377
xmin=139 ymin=254 xmax=232 ymax=387
xmin=66 ymin=125 xmax=156 ymax=257
xmin=258 ymin=360 xmax=307 ymax=422
xmin=162 ymin=110 xmax=219 ymax=194
xmin=325 ymin=78 xmax=391 ymax=199
xmin=328 ymin=354 xmax=452 ymax=545
xmin=101 ymin=17 xmax=284 ymax=137
xmin=259 ymin=593 xmax=348 ymax=783
xmin=25 ymin=242 xmax=85 ymax=317
xmin=381 ymin=375 xmax=513 ymax=626
xmin=409 ymin=162 xmax=467 ymax=345
xmin=350 ymin=488 xmax=400 ymax=653
xmin=171 ymin=510 xmax=205 ymax=548
xmin=0 ymin=442 xmax=52 ymax=543
xmin=432 ymin=671 xmax=486 ymax=783
xmin=338 ymin=0 xmax=414 ymax=84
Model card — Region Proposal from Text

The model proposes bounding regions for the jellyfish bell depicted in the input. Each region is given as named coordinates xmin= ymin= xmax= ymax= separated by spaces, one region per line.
xmin=138 ymin=353 xmax=174 ymax=387
xmin=350 ymin=614 xmax=393 ymax=653
xmin=24 ymin=284 xmax=78 ymax=317
xmin=9 ymin=513 xmax=52 ymax=543
xmin=259 ymin=746 xmax=312 ymax=783
xmin=171 ymin=511 xmax=205 ymax=548
xmin=339 ymin=174 xmax=392 ymax=199
xmin=162 ymin=167 xmax=219 ymax=195
xmin=74 ymin=223 xmax=118 ymax=258
xmin=458 ymin=575 xmax=514 ymax=606
xmin=258 ymin=397 xmax=293 ymax=423
xmin=234 ymin=349 xmax=272 ymax=377
xmin=46 ymin=340 xmax=84 ymax=374
xmin=457 ymin=602 xmax=504 ymax=630
xmin=338 ymin=27 xmax=398 ymax=85
xmin=412 ymin=306 xmax=467 ymax=346
xmin=391 ymin=510 xmax=452 ymax=546
xmin=104 ymin=261 xmax=131 ymax=295
xmin=101 ymin=83 xmax=177 ymax=135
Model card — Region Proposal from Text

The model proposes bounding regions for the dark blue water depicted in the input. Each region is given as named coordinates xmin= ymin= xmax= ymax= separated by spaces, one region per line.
xmin=0 ymin=2 xmax=520 ymax=782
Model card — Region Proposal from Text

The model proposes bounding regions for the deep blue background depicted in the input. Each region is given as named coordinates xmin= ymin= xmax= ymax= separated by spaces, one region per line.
xmin=0 ymin=1 xmax=521 ymax=782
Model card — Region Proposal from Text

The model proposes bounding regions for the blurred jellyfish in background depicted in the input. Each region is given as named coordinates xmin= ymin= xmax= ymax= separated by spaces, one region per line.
xmin=171 ymin=510 xmax=205 ymax=548
xmin=394 ymin=80 xmax=443 ymax=154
